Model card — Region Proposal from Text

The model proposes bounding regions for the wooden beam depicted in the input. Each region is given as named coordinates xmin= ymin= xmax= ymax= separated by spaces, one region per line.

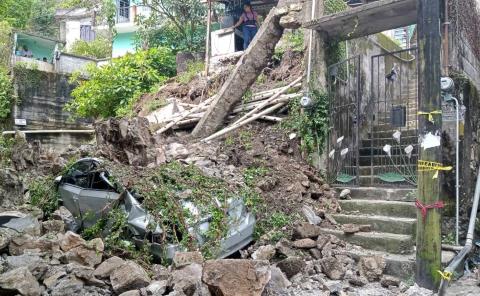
xmin=415 ymin=0 xmax=442 ymax=291
xmin=303 ymin=0 xmax=417 ymax=41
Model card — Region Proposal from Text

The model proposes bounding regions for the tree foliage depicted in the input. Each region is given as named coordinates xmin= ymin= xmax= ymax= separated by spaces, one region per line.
xmin=69 ymin=38 xmax=113 ymax=59
xmin=136 ymin=0 xmax=207 ymax=52
xmin=0 ymin=0 xmax=35 ymax=29
xmin=26 ymin=0 xmax=61 ymax=38
xmin=67 ymin=47 xmax=176 ymax=118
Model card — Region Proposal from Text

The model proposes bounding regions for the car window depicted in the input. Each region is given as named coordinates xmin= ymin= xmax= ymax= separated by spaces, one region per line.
xmin=64 ymin=161 xmax=94 ymax=188
xmin=91 ymin=171 xmax=115 ymax=191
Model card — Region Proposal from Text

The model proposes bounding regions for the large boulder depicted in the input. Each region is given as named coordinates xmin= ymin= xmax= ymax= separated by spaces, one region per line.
xmin=5 ymin=253 xmax=49 ymax=280
xmin=95 ymin=117 xmax=162 ymax=166
xmin=321 ymin=256 xmax=346 ymax=280
xmin=60 ymin=231 xmax=85 ymax=252
xmin=110 ymin=260 xmax=151 ymax=294
xmin=202 ymin=259 xmax=271 ymax=296
xmin=251 ymin=245 xmax=276 ymax=261
xmin=173 ymin=251 xmax=204 ymax=268
xmin=9 ymin=233 xmax=61 ymax=255
xmin=65 ymin=238 xmax=104 ymax=267
xmin=0 ymin=266 xmax=41 ymax=296
xmin=0 ymin=168 xmax=25 ymax=207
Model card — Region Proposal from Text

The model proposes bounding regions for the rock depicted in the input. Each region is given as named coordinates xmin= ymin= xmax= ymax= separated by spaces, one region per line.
xmin=251 ymin=245 xmax=276 ymax=261
xmin=166 ymin=143 xmax=190 ymax=160
xmin=342 ymin=224 xmax=360 ymax=234
xmin=380 ymin=275 xmax=401 ymax=288
xmin=52 ymin=206 xmax=79 ymax=232
xmin=173 ymin=251 xmax=204 ymax=268
xmin=0 ymin=213 xmax=41 ymax=236
xmin=65 ymin=238 xmax=103 ymax=267
xmin=172 ymin=263 xmax=202 ymax=295
xmin=309 ymin=248 xmax=322 ymax=259
xmin=324 ymin=214 xmax=338 ymax=225
xmin=111 ymin=260 xmax=151 ymax=294
xmin=9 ymin=233 xmax=60 ymax=255
xmin=275 ymin=238 xmax=295 ymax=257
xmin=42 ymin=220 xmax=65 ymax=234
xmin=49 ymin=275 xmax=85 ymax=296
xmin=0 ymin=228 xmax=18 ymax=250
xmin=120 ymin=291 xmax=141 ymax=296
xmin=348 ymin=276 xmax=368 ymax=287
xmin=292 ymin=238 xmax=317 ymax=249
xmin=316 ymin=234 xmax=330 ymax=250
xmin=292 ymin=222 xmax=322 ymax=239
xmin=339 ymin=189 xmax=351 ymax=199
xmin=358 ymin=224 xmax=372 ymax=232
xmin=301 ymin=205 xmax=322 ymax=225
xmin=202 ymin=259 xmax=271 ymax=296
xmin=276 ymin=257 xmax=306 ymax=279
xmin=5 ymin=253 xmax=48 ymax=280
xmin=94 ymin=256 xmax=126 ymax=279
xmin=60 ymin=231 xmax=86 ymax=252
xmin=321 ymin=256 xmax=346 ymax=280
xmin=0 ymin=168 xmax=24 ymax=207
xmin=321 ymin=184 xmax=331 ymax=191
xmin=66 ymin=263 xmax=107 ymax=288
xmin=0 ymin=266 xmax=41 ymax=296
xmin=358 ymin=255 xmax=386 ymax=282
xmin=263 ymin=266 xmax=291 ymax=294
xmin=152 ymin=264 xmax=171 ymax=282
xmin=95 ymin=117 xmax=157 ymax=166
xmin=142 ymin=280 xmax=168 ymax=296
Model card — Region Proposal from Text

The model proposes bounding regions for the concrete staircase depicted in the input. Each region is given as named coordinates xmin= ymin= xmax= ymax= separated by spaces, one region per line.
xmin=325 ymin=187 xmax=418 ymax=279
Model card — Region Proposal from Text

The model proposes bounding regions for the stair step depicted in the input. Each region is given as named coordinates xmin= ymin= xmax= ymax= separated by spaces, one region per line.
xmin=337 ymin=187 xmax=416 ymax=201
xmin=362 ymin=136 xmax=417 ymax=147
xmin=359 ymin=146 xmax=418 ymax=156
xmin=356 ymin=175 xmax=417 ymax=187
xmin=359 ymin=154 xmax=418 ymax=166
xmin=368 ymin=129 xmax=417 ymax=138
xmin=344 ymin=165 xmax=416 ymax=175
xmin=339 ymin=248 xmax=415 ymax=280
xmin=338 ymin=199 xmax=416 ymax=218
xmin=320 ymin=228 xmax=414 ymax=254
xmin=332 ymin=214 xmax=416 ymax=235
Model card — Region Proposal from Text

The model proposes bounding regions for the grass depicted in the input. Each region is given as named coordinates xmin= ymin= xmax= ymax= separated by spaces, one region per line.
xmin=145 ymin=98 xmax=167 ymax=113
xmin=177 ymin=61 xmax=204 ymax=85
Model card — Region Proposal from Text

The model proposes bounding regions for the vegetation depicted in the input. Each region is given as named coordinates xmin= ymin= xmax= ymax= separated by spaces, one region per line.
xmin=69 ymin=38 xmax=113 ymax=59
xmin=136 ymin=0 xmax=209 ymax=52
xmin=274 ymin=29 xmax=305 ymax=61
xmin=177 ymin=61 xmax=204 ymax=84
xmin=283 ymin=89 xmax=330 ymax=156
xmin=67 ymin=47 xmax=176 ymax=118
xmin=0 ymin=135 xmax=15 ymax=167
xmin=0 ymin=69 xmax=14 ymax=121
xmin=0 ymin=0 xmax=35 ymax=29
xmin=28 ymin=176 xmax=60 ymax=218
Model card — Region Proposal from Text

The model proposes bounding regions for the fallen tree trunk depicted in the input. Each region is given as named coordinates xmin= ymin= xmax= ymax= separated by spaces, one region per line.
xmin=191 ymin=6 xmax=294 ymax=138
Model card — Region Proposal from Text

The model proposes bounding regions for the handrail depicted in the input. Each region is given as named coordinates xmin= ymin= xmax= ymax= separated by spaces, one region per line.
xmin=438 ymin=166 xmax=480 ymax=295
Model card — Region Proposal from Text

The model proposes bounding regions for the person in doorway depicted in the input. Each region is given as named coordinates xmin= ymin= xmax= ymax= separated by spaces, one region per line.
xmin=233 ymin=3 xmax=259 ymax=50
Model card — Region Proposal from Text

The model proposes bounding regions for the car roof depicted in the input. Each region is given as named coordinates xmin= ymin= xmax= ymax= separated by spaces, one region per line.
xmin=76 ymin=157 xmax=103 ymax=164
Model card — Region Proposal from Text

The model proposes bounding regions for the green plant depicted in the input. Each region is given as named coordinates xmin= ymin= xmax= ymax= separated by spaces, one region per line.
xmin=442 ymin=232 xmax=456 ymax=245
xmin=69 ymin=37 xmax=112 ymax=59
xmin=324 ymin=0 xmax=348 ymax=15
xmin=274 ymin=29 xmax=305 ymax=61
xmin=28 ymin=176 xmax=59 ymax=218
xmin=243 ymin=166 xmax=269 ymax=187
xmin=254 ymin=211 xmax=293 ymax=242
xmin=0 ymin=68 xmax=14 ymax=121
xmin=67 ymin=47 xmax=176 ymax=118
xmin=0 ymin=135 xmax=15 ymax=167
xmin=0 ymin=21 xmax=13 ymax=68
xmin=177 ymin=61 xmax=204 ymax=84
xmin=282 ymin=89 xmax=329 ymax=156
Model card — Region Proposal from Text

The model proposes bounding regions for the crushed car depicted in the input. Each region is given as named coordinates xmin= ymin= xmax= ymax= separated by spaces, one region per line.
xmin=55 ymin=158 xmax=256 ymax=259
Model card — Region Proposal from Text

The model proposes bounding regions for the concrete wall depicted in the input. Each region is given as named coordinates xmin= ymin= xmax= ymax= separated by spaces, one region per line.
xmin=11 ymin=69 xmax=92 ymax=131
xmin=55 ymin=53 xmax=97 ymax=75
xmin=64 ymin=18 xmax=92 ymax=51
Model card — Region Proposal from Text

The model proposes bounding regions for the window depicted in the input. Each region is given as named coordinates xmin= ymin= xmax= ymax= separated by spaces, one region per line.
xmin=64 ymin=161 xmax=94 ymax=188
xmin=118 ymin=0 xmax=130 ymax=23
xmin=91 ymin=171 xmax=115 ymax=191
xmin=80 ymin=25 xmax=95 ymax=42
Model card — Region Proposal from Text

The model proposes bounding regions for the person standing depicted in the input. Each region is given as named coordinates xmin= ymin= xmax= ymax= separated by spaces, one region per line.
xmin=233 ymin=3 xmax=259 ymax=50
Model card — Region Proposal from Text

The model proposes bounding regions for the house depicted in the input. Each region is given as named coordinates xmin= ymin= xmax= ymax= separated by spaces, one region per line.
xmin=55 ymin=1 xmax=151 ymax=58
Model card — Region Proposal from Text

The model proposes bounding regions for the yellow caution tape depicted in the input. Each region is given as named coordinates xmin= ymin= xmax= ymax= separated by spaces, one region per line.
xmin=418 ymin=160 xmax=453 ymax=179
xmin=437 ymin=270 xmax=453 ymax=281
xmin=418 ymin=110 xmax=442 ymax=123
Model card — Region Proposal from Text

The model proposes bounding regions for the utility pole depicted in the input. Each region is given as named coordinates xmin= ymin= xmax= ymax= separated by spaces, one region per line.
xmin=416 ymin=0 xmax=443 ymax=290
xmin=204 ymin=0 xmax=212 ymax=76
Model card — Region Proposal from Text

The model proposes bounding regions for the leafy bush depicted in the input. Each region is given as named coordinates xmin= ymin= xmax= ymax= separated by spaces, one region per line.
xmin=0 ymin=68 xmax=14 ymax=121
xmin=28 ymin=176 xmax=59 ymax=218
xmin=282 ymin=89 xmax=330 ymax=155
xmin=69 ymin=38 xmax=112 ymax=59
xmin=67 ymin=47 xmax=176 ymax=118
xmin=0 ymin=134 xmax=15 ymax=167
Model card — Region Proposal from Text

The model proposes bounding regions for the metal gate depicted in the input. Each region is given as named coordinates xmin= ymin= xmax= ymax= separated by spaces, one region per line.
xmin=326 ymin=56 xmax=361 ymax=186
xmin=327 ymin=48 xmax=419 ymax=187
xmin=366 ymin=47 xmax=419 ymax=186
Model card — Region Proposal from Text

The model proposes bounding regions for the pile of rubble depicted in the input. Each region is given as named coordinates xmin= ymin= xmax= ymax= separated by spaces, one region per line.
xmin=0 ymin=206 xmax=436 ymax=296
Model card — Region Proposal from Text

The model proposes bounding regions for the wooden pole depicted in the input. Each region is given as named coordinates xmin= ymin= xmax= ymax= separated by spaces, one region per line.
xmin=416 ymin=0 xmax=443 ymax=290
xmin=205 ymin=0 xmax=212 ymax=76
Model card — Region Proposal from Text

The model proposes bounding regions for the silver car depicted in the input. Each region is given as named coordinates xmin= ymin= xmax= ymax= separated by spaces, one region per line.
xmin=56 ymin=158 xmax=255 ymax=259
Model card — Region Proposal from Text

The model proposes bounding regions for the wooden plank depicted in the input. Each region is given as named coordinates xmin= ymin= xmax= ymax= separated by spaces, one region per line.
xmin=415 ymin=0 xmax=442 ymax=291
xmin=303 ymin=0 xmax=417 ymax=41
